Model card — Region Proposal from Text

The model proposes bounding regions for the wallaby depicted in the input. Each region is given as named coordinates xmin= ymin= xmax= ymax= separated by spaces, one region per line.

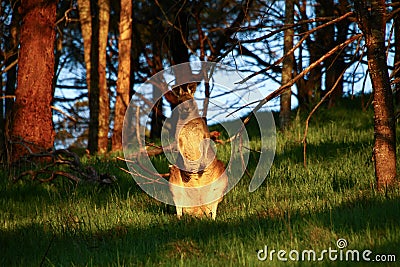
xmin=168 ymin=83 xmax=228 ymax=220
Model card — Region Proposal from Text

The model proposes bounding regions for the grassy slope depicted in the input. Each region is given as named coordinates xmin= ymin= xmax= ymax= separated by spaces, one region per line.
xmin=1 ymin=98 xmax=399 ymax=266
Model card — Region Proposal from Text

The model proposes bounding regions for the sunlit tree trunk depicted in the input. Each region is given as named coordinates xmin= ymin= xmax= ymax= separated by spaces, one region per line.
xmin=10 ymin=0 xmax=56 ymax=160
xmin=279 ymin=0 xmax=294 ymax=130
xmin=77 ymin=0 xmax=92 ymax=92
xmin=354 ymin=0 xmax=397 ymax=190
xmin=88 ymin=0 xmax=110 ymax=154
xmin=394 ymin=0 xmax=400 ymax=105
xmin=111 ymin=0 xmax=132 ymax=151
xmin=97 ymin=0 xmax=110 ymax=153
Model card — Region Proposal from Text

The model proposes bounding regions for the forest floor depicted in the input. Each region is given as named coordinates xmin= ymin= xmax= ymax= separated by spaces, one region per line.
xmin=1 ymin=97 xmax=399 ymax=266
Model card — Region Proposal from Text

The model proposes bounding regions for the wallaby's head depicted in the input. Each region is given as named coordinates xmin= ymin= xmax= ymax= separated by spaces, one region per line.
xmin=172 ymin=83 xmax=198 ymax=116
xmin=172 ymin=82 xmax=197 ymax=102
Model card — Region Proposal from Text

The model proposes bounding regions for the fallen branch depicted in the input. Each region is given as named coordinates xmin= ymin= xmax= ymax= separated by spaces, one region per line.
xmin=117 ymin=156 xmax=170 ymax=179
xmin=118 ymin=164 xmax=167 ymax=185
xmin=13 ymin=149 xmax=116 ymax=185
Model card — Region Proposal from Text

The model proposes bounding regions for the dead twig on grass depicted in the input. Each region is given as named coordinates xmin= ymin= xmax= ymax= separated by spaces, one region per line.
xmin=13 ymin=149 xmax=116 ymax=185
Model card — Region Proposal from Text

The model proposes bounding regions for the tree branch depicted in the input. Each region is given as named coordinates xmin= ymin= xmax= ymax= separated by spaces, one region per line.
xmin=237 ymin=11 xmax=355 ymax=85
xmin=209 ymin=0 xmax=254 ymax=61
xmin=233 ymin=34 xmax=363 ymax=136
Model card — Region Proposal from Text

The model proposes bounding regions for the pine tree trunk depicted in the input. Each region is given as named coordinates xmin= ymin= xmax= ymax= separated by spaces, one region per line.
xmin=2 ymin=8 xmax=20 ymax=161
xmin=77 ymin=0 xmax=92 ymax=92
xmin=297 ymin=0 xmax=321 ymax=110
xmin=316 ymin=0 xmax=335 ymax=101
xmin=88 ymin=0 xmax=100 ymax=154
xmin=10 ymin=0 xmax=56 ymax=160
xmin=394 ymin=0 xmax=400 ymax=105
xmin=0 ymin=74 xmax=3 ymax=161
xmin=97 ymin=0 xmax=110 ymax=154
xmin=355 ymin=0 xmax=397 ymax=190
xmin=111 ymin=0 xmax=132 ymax=151
xmin=150 ymin=88 xmax=163 ymax=140
xmin=326 ymin=0 xmax=350 ymax=107
xmin=279 ymin=0 xmax=294 ymax=130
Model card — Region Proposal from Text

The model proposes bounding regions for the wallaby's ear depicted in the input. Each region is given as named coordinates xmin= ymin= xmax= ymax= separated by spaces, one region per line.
xmin=172 ymin=83 xmax=197 ymax=96
xmin=187 ymin=82 xmax=197 ymax=95
xmin=171 ymin=87 xmax=179 ymax=97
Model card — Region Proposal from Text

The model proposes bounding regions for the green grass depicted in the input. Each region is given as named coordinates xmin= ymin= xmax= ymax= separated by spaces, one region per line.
xmin=1 ymin=98 xmax=400 ymax=266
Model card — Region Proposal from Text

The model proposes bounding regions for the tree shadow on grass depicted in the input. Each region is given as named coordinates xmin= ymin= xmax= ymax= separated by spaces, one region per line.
xmin=272 ymin=139 xmax=372 ymax=166
xmin=2 ymin=192 xmax=398 ymax=266
xmin=1 ymin=147 xmax=398 ymax=266
xmin=126 ymin=194 xmax=399 ymax=266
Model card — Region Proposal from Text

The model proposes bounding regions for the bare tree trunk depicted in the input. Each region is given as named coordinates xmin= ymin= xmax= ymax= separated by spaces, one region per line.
xmin=394 ymin=0 xmax=400 ymax=105
xmin=111 ymin=0 xmax=132 ymax=151
xmin=279 ymin=0 xmax=294 ymax=130
xmin=326 ymin=0 xmax=350 ymax=108
xmin=316 ymin=0 xmax=334 ymax=101
xmin=88 ymin=0 xmax=100 ymax=154
xmin=296 ymin=0 xmax=321 ymax=110
xmin=10 ymin=0 xmax=56 ymax=160
xmin=1 ymin=7 xmax=20 ymax=161
xmin=354 ymin=0 xmax=397 ymax=190
xmin=150 ymin=86 xmax=163 ymax=140
xmin=169 ymin=8 xmax=190 ymax=66
xmin=77 ymin=0 xmax=92 ymax=92
xmin=0 ymin=74 xmax=3 ymax=162
xmin=97 ymin=0 xmax=110 ymax=154
xmin=5 ymin=7 xmax=20 ymax=117
xmin=149 ymin=37 xmax=165 ymax=140
xmin=87 ymin=0 xmax=110 ymax=154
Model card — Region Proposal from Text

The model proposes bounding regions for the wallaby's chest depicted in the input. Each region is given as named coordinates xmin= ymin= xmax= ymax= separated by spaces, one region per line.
xmin=176 ymin=118 xmax=210 ymax=160
xmin=177 ymin=118 xmax=209 ymax=142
